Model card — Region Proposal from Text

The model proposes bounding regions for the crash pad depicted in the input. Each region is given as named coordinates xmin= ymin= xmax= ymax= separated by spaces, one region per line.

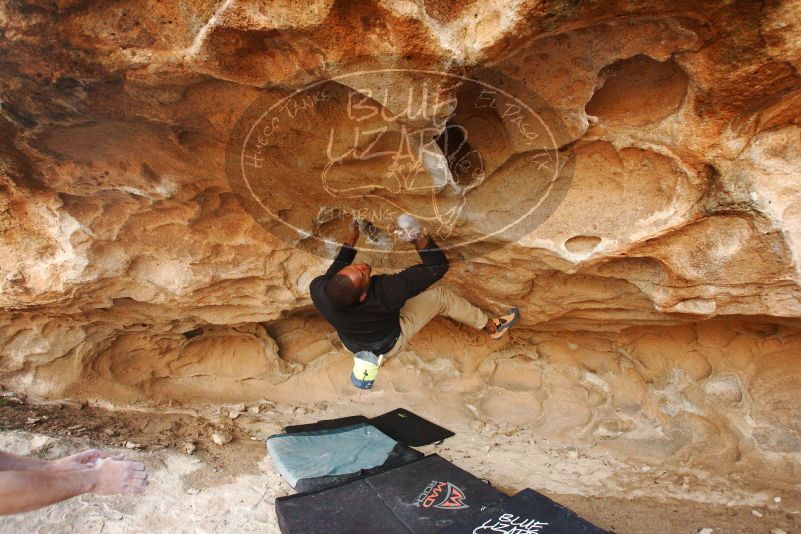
xmin=266 ymin=422 xmax=422 ymax=492
xmin=275 ymin=455 xmax=505 ymax=534
xmin=284 ymin=408 xmax=454 ymax=447
xmin=434 ymin=487 xmax=609 ymax=534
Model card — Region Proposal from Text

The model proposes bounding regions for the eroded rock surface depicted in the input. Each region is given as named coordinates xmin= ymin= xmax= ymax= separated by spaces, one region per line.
xmin=1 ymin=0 xmax=801 ymax=488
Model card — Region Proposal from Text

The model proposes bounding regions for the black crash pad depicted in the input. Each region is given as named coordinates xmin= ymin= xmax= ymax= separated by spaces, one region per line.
xmin=283 ymin=408 xmax=454 ymax=447
xmin=434 ymin=488 xmax=609 ymax=534
xmin=276 ymin=479 xmax=407 ymax=534
xmin=283 ymin=415 xmax=369 ymax=434
xmin=367 ymin=454 xmax=506 ymax=533
xmin=275 ymin=455 xmax=506 ymax=534
xmin=370 ymin=408 xmax=454 ymax=447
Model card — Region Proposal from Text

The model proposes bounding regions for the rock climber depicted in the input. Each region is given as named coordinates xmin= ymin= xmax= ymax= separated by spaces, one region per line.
xmin=0 ymin=448 xmax=148 ymax=515
xmin=310 ymin=214 xmax=520 ymax=389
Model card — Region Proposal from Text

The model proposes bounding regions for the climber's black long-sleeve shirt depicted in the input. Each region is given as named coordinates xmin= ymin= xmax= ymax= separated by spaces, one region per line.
xmin=310 ymin=238 xmax=448 ymax=354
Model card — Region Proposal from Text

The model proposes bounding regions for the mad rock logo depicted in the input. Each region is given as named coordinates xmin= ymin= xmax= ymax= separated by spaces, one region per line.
xmin=225 ymin=56 xmax=574 ymax=261
xmin=413 ymin=480 xmax=469 ymax=510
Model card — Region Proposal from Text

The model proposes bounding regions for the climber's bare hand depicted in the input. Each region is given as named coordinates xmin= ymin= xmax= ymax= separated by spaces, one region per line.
xmin=50 ymin=449 xmax=111 ymax=471
xmin=90 ymin=458 xmax=149 ymax=495
xmin=346 ymin=217 xmax=360 ymax=245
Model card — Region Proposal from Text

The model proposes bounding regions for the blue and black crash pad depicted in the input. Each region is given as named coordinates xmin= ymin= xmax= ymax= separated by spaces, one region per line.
xmin=271 ymin=412 xmax=607 ymax=533
xmin=266 ymin=422 xmax=422 ymax=492
xmin=435 ymin=488 xmax=609 ymax=533
xmin=275 ymin=455 xmax=507 ymax=534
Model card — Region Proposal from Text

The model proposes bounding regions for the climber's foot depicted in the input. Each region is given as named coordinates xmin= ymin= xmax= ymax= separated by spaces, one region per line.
xmin=487 ymin=307 xmax=520 ymax=340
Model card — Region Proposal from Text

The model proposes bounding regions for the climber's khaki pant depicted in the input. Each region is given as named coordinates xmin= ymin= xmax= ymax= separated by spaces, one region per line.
xmin=383 ymin=285 xmax=490 ymax=359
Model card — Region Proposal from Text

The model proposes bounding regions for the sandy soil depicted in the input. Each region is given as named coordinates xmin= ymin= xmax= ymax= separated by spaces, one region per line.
xmin=0 ymin=400 xmax=799 ymax=534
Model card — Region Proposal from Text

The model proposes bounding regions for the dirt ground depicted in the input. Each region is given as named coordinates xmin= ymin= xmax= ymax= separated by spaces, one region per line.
xmin=0 ymin=400 xmax=798 ymax=534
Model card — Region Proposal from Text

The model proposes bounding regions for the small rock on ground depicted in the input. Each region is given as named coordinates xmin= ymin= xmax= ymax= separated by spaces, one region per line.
xmin=211 ymin=430 xmax=232 ymax=446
